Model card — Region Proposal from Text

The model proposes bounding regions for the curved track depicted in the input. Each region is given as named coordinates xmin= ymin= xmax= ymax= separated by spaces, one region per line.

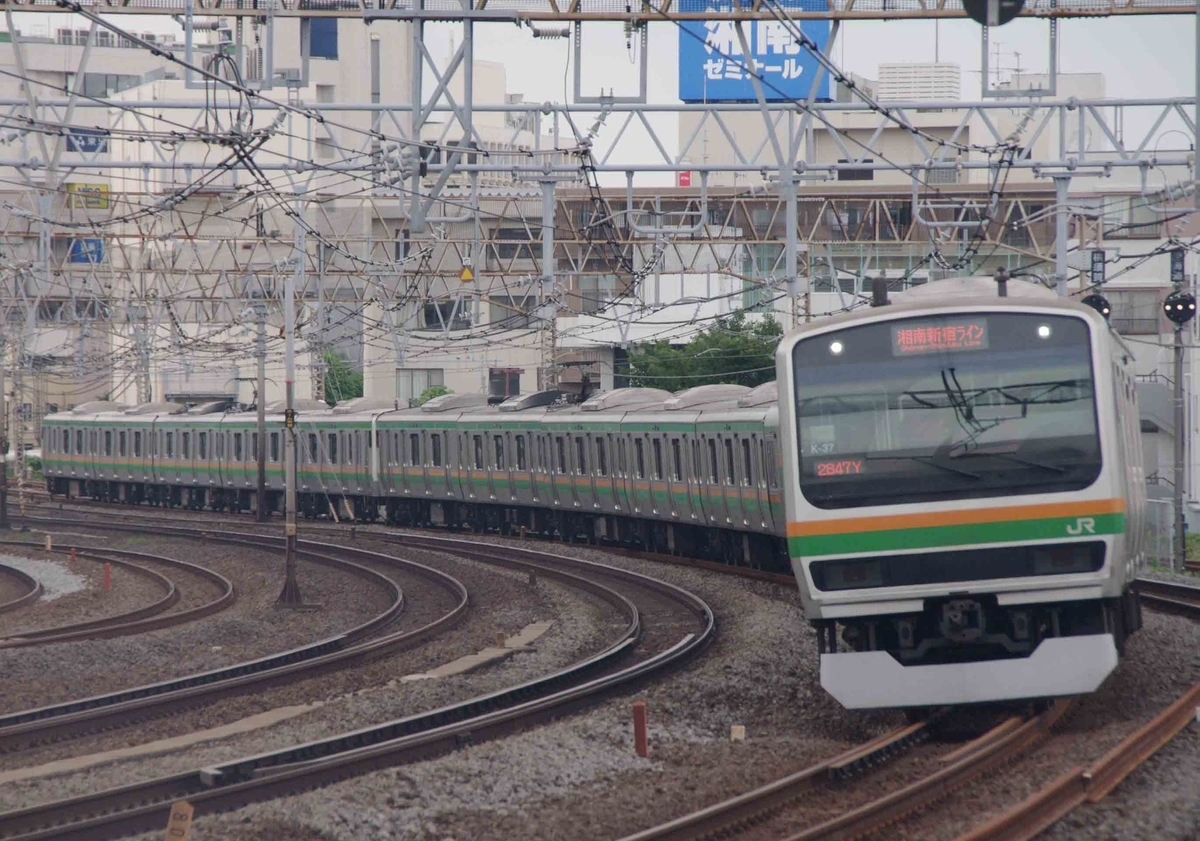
xmin=0 ymin=543 xmax=235 ymax=648
xmin=0 ymin=526 xmax=714 ymax=841
xmin=0 ymin=563 xmax=41 ymax=614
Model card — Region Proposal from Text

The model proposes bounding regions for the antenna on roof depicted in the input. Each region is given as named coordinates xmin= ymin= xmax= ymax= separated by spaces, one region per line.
xmin=870 ymin=277 xmax=890 ymax=308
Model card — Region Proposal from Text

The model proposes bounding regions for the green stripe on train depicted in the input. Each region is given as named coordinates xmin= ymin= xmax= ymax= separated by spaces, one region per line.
xmin=788 ymin=511 xmax=1126 ymax=558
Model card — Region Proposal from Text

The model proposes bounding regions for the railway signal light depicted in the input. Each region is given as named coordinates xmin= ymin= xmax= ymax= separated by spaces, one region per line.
xmin=1081 ymin=294 xmax=1112 ymax=321
xmin=1163 ymin=291 xmax=1197 ymax=326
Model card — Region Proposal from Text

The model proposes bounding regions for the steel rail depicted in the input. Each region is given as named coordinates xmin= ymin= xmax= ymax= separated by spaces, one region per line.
xmin=616 ymin=722 xmax=931 ymax=841
xmin=1133 ymin=578 xmax=1200 ymax=617
xmin=0 ymin=537 xmax=714 ymax=841
xmin=0 ymin=563 xmax=41 ymax=614
xmin=0 ymin=527 xmax=432 ymax=751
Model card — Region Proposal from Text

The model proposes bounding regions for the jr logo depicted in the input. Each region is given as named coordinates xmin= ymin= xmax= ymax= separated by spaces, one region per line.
xmin=1066 ymin=517 xmax=1096 ymax=535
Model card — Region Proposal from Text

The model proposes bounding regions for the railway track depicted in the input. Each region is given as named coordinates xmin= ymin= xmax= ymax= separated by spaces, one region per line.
xmin=0 ymin=527 xmax=714 ymax=841
xmin=0 ymin=542 xmax=234 ymax=648
xmin=0 ymin=526 xmax=454 ymax=752
xmin=0 ymin=563 xmax=41 ymax=614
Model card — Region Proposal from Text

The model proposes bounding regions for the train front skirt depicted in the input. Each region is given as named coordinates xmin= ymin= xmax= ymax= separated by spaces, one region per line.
xmin=820 ymin=633 xmax=1119 ymax=708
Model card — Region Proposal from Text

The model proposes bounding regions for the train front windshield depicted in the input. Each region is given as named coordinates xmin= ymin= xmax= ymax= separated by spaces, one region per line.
xmin=793 ymin=312 xmax=1102 ymax=510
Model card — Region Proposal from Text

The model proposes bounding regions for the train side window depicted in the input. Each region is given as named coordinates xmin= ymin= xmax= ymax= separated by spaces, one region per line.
xmin=76 ymin=430 xmax=83 ymax=455
xmin=537 ymin=436 xmax=547 ymax=472
xmin=61 ymin=429 xmax=69 ymax=454
xmin=741 ymin=439 xmax=752 ymax=486
xmin=409 ymin=433 xmax=420 ymax=466
xmin=652 ymin=439 xmax=664 ymax=480
xmin=574 ymin=437 xmax=586 ymax=474
xmin=182 ymin=432 xmax=191 ymax=459
xmin=635 ymin=439 xmax=646 ymax=479
xmin=596 ymin=438 xmax=607 ymax=477
xmin=326 ymin=433 xmax=336 ymax=465
xmin=216 ymin=433 xmax=225 ymax=460
xmin=250 ymin=433 xmax=257 ymax=462
xmin=618 ymin=439 xmax=627 ymax=475
xmin=671 ymin=439 xmax=682 ymax=481
xmin=134 ymin=431 xmax=142 ymax=458
xmin=515 ymin=435 xmax=527 ymax=471
xmin=232 ymin=433 xmax=242 ymax=462
xmin=473 ymin=435 xmax=484 ymax=470
xmin=707 ymin=438 xmax=718 ymax=483
xmin=117 ymin=431 xmax=125 ymax=457
xmin=495 ymin=435 xmax=505 ymax=469
xmin=556 ymin=436 xmax=567 ymax=475
xmin=764 ymin=439 xmax=779 ymax=490
xmin=346 ymin=433 xmax=354 ymax=466
xmin=304 ymin=434 xmax=315 ymax=463
xmin=270 ymin=433 xmax=279 ymax=462
xmin=724 ymin=439 xmax=735 ymax=485
xmin=199 ymin=432 xmax=209 ymax=460
xmin=104 ymin=431 xmax=113 ymax=457
xmin=429 ymin=433 xmax=441 ymax=467
xmin=165 ymin=432 xmax=174 ymax=458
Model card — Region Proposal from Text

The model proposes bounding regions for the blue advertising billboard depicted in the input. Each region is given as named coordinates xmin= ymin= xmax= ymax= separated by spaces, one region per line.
xmin=678 ymin=2 xmax=831 ymax=103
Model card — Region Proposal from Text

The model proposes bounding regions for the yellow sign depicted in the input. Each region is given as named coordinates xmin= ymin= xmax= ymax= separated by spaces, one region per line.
xmin=66 ymin=183 xmax=109 ymax=210
xmin=164 ymin=800 xmax=194 ymax=840
xmin=459 ymin=265 xmax=475 ymax=283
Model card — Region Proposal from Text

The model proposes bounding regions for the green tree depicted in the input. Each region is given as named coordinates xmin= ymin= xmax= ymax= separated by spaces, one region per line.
xmin=323 ymin=351 xmax=364 ymax=407
xmin=418 ymin=385 xmax=452 ymax=405
xmin=626 ymin=313 xmax=783 ymax=393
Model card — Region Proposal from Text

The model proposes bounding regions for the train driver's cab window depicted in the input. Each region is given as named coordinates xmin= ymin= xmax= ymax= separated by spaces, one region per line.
xmin=515 ymin=435 xmax=527 ymax=471
xmin=431 ymin=433 xmax=443 ymax=467
xmin=473 ymin=435 xmax=484 ymax=470
xmin=574 ymin=437 xmax=586 ymax=474
xmin=635 ymin=439 xmax=646 ymax=479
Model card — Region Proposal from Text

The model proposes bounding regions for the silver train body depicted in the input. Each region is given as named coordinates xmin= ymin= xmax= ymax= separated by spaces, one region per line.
xmin=42 ymin=384 xmax=787 ymax=567
xmin=775 ymin=277 xmax=1147 ymax=708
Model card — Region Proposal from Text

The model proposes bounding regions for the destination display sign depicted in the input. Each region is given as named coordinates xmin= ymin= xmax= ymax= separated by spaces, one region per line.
xmin=891 ymin=320 xmax=989 ymax=356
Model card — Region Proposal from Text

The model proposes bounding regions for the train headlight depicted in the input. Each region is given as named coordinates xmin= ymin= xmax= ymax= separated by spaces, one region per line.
xmin=1036 ymin=324 xmax=1052 ymax=339
xmin=829 ymin=340 xmax=845 ymax=356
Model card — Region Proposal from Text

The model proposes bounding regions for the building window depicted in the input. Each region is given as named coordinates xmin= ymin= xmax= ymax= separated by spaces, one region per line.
xmin=396 ymin=368 xmax=444 ymax=406
xmin=837 ymin=158 xmax=874 ymax=181
xmin=488 ymin=296 xmax=537 ymax=329
xmin=1107 ymin=289 xmax=1165 ymax=334
xmin=489 ymin=368 xmax=521 ymax=399
xmin=420 ymin=301 xmax=472 ymax=332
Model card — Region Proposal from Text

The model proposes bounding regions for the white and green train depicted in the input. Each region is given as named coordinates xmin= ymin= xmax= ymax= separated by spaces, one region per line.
xmin=42 ymin=275 xmax=1148 ymax=709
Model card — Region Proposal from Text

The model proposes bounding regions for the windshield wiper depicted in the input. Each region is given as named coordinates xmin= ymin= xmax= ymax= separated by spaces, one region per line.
xmin=946 ymin=446 xmax=1067 ymax=474
xmin=867 ymin=453 xmax=982 ymax=479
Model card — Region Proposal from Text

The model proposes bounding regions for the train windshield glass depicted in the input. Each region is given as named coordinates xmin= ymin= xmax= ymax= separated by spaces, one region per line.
xmin=793 ymin=312 xmax=1102 ymax=509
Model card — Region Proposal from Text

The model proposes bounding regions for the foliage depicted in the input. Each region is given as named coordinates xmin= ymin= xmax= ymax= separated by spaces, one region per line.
xmin=323 ymin=352 xmax=364 ymax=407
xmin=418 ymin=385 xmax=452 ymax=405
xmin=626 ymin=313 xmax=784 ymax=393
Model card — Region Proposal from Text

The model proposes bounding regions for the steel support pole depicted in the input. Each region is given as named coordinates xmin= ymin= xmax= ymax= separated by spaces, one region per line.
xmin=0 ymin=334 xmax=7 ymax=531
xmin=784 ymin=179 xmax=799 ymax=327
xmin=1175 ymin=324 xmax=1187 ymax=571
xmin=1053 ymin=174 xmax=1071 ymax=296
xmin=256 ymin=301 xmax=268 ymax=522
xmin=540 ymin=177 xmax=556 ymax=388
xmin=277 ymin=187 xmax=305 ymax=605
xmin=1195 ymin=3 xmax=1199 ymax=209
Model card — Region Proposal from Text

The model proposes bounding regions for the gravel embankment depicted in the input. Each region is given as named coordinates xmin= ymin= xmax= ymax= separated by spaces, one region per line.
xmin=1 ymin=553 xmax=617 ymax=814
xmin=154 ymin=541 xmax=903 ymax=841
xmin=0 ymin=531 xmax=395 ymax=714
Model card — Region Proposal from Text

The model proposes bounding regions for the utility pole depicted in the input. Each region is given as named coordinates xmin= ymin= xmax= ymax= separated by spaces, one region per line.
xmin=0 ymin=333 xmax=8 ymax=531
xmin=255 ymin=300 xmax=268 ymax=523
xmin=1165 ymin=250 xmax=1196 ymax=572
xmin=277 ymin=187 xmax=305 ymax=606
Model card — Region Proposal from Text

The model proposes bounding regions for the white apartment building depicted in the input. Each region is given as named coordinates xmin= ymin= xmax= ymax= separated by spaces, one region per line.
xmin=876 ymin=62 xmax=961 ymax=102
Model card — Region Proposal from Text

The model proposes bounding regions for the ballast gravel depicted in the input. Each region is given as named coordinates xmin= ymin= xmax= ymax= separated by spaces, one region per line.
xmin=149 ymin=539 xmax=903 ymax=841
xmin=0 ymin=553 xmax=617 ymax=814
